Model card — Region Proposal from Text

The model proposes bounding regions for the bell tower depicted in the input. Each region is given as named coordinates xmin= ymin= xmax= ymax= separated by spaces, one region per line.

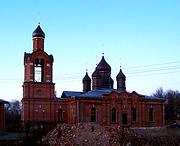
xmin=22 ymin=24 xmax=55 ymax=125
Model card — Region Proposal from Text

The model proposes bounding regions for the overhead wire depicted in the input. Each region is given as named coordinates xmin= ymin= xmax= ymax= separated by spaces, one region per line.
xmin=0 ymin=60 xmax=180 ymax=82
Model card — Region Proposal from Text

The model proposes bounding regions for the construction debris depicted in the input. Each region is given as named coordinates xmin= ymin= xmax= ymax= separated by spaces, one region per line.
xmin=42 ymin=123 xmax=180 ymax=146
xmin=42 ymin=123 xmax=122 ymax=146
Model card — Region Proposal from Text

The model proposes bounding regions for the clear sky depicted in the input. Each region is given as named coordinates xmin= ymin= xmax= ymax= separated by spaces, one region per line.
xmin=0 ymin=0 xmax=180 ymax=101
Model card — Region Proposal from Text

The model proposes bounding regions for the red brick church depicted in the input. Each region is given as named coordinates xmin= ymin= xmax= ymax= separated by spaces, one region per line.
xmin=21 ymin=25 xmax=164 ymax=129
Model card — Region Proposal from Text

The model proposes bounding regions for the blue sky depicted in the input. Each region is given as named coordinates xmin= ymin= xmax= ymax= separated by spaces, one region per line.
xmin=0 ymin=0 xmax=180 ymax=101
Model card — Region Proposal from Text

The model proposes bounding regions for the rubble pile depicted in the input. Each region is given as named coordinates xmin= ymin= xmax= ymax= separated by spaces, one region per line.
xmin=43 ymin=123 xmax=122 ymax=146
xmin=43 ymin=124 xmax=180 ymax=146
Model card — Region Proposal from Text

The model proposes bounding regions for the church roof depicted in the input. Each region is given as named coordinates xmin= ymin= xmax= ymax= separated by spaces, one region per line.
xmin=61 ymin=91 xmax=83 ymax=98
xmin=144 ymin=95 xmax=165 ymax=101
xmin=32 ymin=25 xmax=45 ymax=38
xmin=61 ymin=89 xmax=115 ymax=99
xmin=83 ymin=72 xmax=91 ymax=81
xmin=60 ymin=90 xmax=164 ymax=102
xmin=96 ymin=56 xmax=111 ymax=71
xmin=0 ymin=99 xmax=9 ymax=104
xmin=77 ymin=89 xmax=113 ymax=98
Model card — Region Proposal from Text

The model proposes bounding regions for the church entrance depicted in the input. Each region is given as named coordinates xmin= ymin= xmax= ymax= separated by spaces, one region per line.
xmin=122 ymin=113 xmax=128 ymax=125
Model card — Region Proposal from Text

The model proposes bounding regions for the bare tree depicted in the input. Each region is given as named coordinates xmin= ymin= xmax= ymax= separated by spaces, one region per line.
xmin=5 ymin=100 xmax=22 ymax=131
xmin=152 ymin=87 xmax=165 ymax=98
xmin=152 ymin=88 xmax=180 ymax=123
xmin=165 ymin=90 xmax=180 ymax=121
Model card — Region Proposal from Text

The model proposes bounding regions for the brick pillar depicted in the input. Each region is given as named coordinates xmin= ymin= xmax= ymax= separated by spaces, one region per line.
xmin=141 ymin=102 xmax=145 ymax=127
xmin=0 ymin=104 xmax=5 ymax=130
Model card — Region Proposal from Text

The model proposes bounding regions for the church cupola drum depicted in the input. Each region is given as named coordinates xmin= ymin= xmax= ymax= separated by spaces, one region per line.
xmin=32 ymin=25 xmax=45 ymax=51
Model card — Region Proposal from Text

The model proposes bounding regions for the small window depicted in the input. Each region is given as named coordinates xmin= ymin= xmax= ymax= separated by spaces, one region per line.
xmin=149 ymin=108 xmax=154 ymax=121
xmin=112 ymin=108 xmax=116 ymax=123
xmin=91 ymin=107 xmax=96 ymax=122
xmin=132 ymin=108 xmax=136 ymax=122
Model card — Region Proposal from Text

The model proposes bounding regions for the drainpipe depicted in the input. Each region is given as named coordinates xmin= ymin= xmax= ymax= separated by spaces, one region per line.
xmin=163 ymin=102 xmax=165 ymax=126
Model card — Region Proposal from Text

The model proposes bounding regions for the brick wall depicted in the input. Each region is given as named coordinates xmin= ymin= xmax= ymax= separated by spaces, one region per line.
xmin=76 ymin=92 xmax=164 ymax=127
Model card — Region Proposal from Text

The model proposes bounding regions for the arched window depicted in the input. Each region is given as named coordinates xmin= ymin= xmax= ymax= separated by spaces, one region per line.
xmin=112 ymin=108 xmax=116 ymax=123
xmin=34 ymin=58 xmax=44 ymax=82
xmin=149 ymin=108 xmax=154 ymax=121
xmin=132 ymin=108 xmax=136 ymax=122
xmin=91 ymin=107 xmax=96 ymax=122
xmin=58 ymin=108 xmax=63 ymax=124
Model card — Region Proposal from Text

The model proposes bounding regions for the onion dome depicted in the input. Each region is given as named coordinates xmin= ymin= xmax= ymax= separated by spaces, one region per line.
xmin=92 ymin=67 xmax=100 ymax=77
xmin=83 ymin=72 xmax=91 ymax=81
xmin=110 ymin=77 xmax=114 ymax=88
xmin=96 ymin=56 xmax=111 ymax=71
xmin=116 ymin=68 xmax=126 ymax=91
xmin=83 ymin=71 xmax=91 ymax=92
xmin=116 ymin=69 xmax=126 ymax=79
xmin=32 ymin=25 xmax=45 ymax=38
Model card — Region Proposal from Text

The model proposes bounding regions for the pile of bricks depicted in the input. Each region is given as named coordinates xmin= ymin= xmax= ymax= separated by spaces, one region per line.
xmin=43 ymin=124 xmax=180 ymax=146
xmin=43 ymin=123 xmax=122 ymax=146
